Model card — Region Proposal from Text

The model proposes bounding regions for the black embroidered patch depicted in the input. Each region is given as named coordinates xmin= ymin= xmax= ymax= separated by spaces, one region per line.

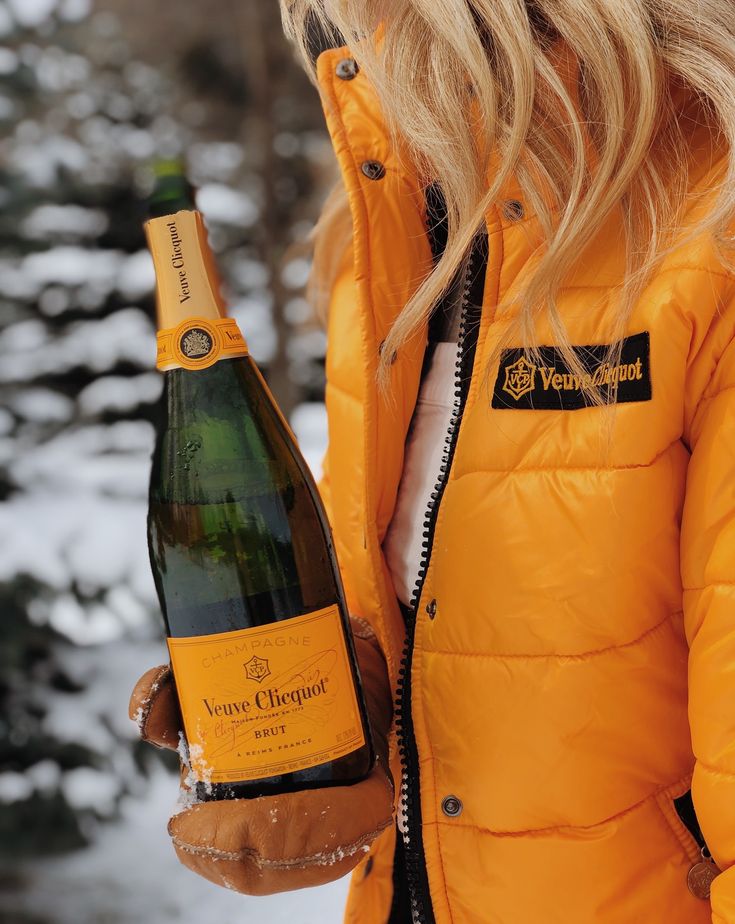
xmin=491 ymin=331 xmax=651 ymax=410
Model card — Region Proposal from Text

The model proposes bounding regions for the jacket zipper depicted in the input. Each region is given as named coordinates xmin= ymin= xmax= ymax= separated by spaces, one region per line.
xmin=394 ymin=199 xmax=488 ymax=923
xmin=673 ymin=789 xmax=706 ymax=852
xmin=673 ymin=788 xmax=716 ymax=862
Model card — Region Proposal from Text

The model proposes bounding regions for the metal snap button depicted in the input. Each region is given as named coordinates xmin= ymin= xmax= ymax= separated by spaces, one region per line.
xmin=426 ymin=598 xmax=437 ymax=619
xmin=361 ymin=160 xmax=386 ymax=181
xmin=336 ymin=57 xmax=359 ymax=80
xmin=378 ymin=339 xmax=398 ymax=364
xmin=441 ymin=795 xmax=463 ymax=817
xmin=502 ymin=199 xmax=525 ymax=221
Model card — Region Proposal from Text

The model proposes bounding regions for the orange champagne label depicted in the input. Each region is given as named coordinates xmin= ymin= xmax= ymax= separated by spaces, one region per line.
xmin=166 ymin=604 xmax=366 ymax=784
xmin=156 ymin=316 xmax=248 ymax=371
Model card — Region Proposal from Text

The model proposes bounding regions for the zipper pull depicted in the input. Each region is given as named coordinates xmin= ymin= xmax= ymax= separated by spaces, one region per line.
xmin=687 ymin=846 xmax=721 ymax=899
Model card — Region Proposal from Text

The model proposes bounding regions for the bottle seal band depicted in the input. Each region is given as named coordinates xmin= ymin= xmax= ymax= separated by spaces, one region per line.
xmin=156 ymin=317 xmax=248 ymax=371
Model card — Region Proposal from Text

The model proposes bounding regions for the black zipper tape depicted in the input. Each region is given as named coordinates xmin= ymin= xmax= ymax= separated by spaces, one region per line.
xmin=393 ymin=181 xmax=488 ymax=924
xmin=673 ymin=788 xmax=708 ymax=853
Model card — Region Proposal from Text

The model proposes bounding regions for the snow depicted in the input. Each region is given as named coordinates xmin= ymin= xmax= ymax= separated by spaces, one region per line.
xmin=288 ymin=328 xmax=328 ymax=360
xmin=0 ymin=490 xmax=156 ymax=601
xmin=189 ymin=141 xmax=243 ymax=181
xmin=104 ymin=584 xmax=149 ymax=630
xmin=0 ymin=407 xmax=14 ymax=435
xmin=26 ymin=759 xmax=62 ymax=793
xmin=22 ymin=244 xmax=121 ymax=288
xmin=117 ymin=249 xmax=155 ymax=300
xmin=77 ymin=372 xmax=162 ymax=417
xmin=274 ymin=132 xmax=300 ymax=158
xmin=281 ymin=256 xmax=311 ymax=290
xmin=290 ymin=402 xmax=328 ymax=481
xmin=22 ymin=203 xmax=108 ymax=239
xmin=118 ymin=123 xmax=157 ymax=160
xmin=61 ymin=767 xmax=122 ymax=814
xmin=0 ymin=309 xmax=156 ymax=382
xmin=39 ymin=284 xmax=72 ymax=315
xmin=35 ymin=47 xmax=90 ymax=92
xmin=0 ymin=257 xmax=45 ymax=299
xmin=4 ymin=766 xmax=351 ymax=924
xmin=197 ymin=183 xmax=259 ymax=227
xmin=65 ymin=88 xmax=95 ymax=119
xmin=284 ymin=296 xmax=313 ymax=325
xmin=0 ymin=48 xmax=15 ymax=74
xmin=0 ymin=317 xmax=48 ymax=350
xmin=0 ymin=92 xmax=15 ymax=119
xmin=45 ymin=592 xmax=124 ymax=645
xmin=229 ymin=294 xmax=277 ymax=363
xmin=6 ymin=0 xmax=58 ymax=28
xmin=0 ymin=4 xmax=12 ymax=35
xmin=34 ymin=641 xmax=165 ymax=775
xmin=0 ymin=771 xmax=34 ymax=803
xmin=9 ymin=420 xmax=155 ymax=496
xmin=10 ymin=386 xmax=74 ymax=422
xmin=0 ymin=241 xmax=147 ymax=311
xmin=10 ymin=134 xmax=89 ymax=186
xmin=61 ymin=640 xmax=171 ymax=744
xmin=58 ymin=0 xmax=91 ymax=21
xmin=229 ymin=256 xmax=270 ymax=289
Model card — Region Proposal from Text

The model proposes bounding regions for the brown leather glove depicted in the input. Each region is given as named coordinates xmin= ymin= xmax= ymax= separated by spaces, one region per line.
xmin=129 ymin=616 xmax=394 ymax=895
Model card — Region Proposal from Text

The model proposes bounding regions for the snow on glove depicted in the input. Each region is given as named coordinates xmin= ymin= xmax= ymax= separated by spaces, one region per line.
xmin=128 ymin=616 xmax=395 ymax=894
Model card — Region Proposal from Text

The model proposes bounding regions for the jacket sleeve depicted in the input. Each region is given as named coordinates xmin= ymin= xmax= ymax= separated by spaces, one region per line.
xmin=681 ymin=291 xmax=735 ymax=924
xmin=316 ymin=445 xmax=335 ymax=528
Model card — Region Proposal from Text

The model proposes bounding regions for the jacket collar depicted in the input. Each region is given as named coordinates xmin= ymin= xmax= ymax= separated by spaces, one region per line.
xmin=314 ymin=31 xmax=589 ymax=231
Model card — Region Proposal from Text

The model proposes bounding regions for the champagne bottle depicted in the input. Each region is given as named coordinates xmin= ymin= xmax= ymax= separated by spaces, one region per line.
xmin=145 ymin=204 xmax=375 ymax=801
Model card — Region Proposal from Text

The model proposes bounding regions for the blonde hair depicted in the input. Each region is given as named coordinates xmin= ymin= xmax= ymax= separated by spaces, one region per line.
xmin=281 ymin=0 xmax=735 ymax=407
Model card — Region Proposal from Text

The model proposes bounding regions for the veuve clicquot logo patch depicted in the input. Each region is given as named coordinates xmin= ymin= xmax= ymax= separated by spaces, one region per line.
xmin=492 ymin=331 xmax=651 ymax=410
xmin=166 ymin=604 xmax=365 ymax=784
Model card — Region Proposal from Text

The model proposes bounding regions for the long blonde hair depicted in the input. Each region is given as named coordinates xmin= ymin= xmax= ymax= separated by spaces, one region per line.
xmin=281 ymin=0 xmax=735 ymax=404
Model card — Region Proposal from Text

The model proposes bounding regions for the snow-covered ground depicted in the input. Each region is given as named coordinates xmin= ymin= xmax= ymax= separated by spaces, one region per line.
xmin=5 ymin=764 xmax=350 ymax=924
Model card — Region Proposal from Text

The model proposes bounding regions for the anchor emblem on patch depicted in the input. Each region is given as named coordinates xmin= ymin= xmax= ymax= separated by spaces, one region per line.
xmin=502 ymin=356 xmax=536 ymax=401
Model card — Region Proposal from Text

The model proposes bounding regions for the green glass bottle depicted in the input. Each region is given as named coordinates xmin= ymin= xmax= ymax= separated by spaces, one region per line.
xmin=145 ymin=206 xmax=374 ymax=801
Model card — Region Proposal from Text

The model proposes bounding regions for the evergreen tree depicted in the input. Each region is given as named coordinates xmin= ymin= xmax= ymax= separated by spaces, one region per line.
xmin=0 ymin=0 xmax=331 ymax=862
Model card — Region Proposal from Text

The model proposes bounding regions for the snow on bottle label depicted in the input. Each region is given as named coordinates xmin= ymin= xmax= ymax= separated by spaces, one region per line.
xmin=166 ymin=604 xmax=366 ymax=783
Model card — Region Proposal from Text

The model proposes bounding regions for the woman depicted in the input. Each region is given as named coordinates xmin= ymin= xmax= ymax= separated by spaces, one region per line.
xmin=130 ymin=2 xmax=735 ymax=921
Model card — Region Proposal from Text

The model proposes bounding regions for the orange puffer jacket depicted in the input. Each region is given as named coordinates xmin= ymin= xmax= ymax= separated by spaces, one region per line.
xmin=313 ymin=37 xmax=735 ymax=924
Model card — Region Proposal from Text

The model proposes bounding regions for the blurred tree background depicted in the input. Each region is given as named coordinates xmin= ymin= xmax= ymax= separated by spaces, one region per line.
xmin=0 ymin=1 xmax=345 ymax=921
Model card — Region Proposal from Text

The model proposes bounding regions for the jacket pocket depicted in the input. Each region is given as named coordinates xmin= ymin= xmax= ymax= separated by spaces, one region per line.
xmin=653 ymin=782 xmax=703 ymax=864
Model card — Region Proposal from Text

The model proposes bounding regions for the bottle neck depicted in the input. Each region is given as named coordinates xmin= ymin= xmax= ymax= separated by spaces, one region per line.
xmin=145 ymin=210 xmax=248 ymax=372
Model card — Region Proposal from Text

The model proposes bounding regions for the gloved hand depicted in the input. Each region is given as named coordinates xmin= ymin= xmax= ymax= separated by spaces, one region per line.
xmin=128 ymin=615 xmax=394 ymax=895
